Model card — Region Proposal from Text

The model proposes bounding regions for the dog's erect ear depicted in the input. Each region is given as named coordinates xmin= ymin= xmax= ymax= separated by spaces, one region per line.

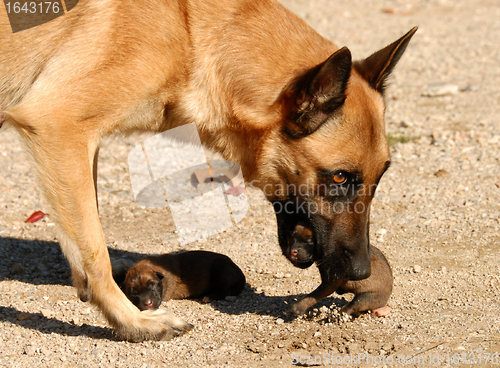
xmin=354 ymin=27 xmax=418 ymax=95
xmin=283 ymin=47 xmax=352 ymax=138
xmin=154 ymin=271 xmax=164 ymax=281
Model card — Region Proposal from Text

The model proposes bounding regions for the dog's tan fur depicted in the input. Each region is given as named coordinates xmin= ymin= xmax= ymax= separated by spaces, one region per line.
xmin=1 ymin=0 xmax=416 ymax=341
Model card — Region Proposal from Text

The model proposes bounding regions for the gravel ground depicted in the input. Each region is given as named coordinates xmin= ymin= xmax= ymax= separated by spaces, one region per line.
xmin=1 ymin=0 xmax=500 ymax=367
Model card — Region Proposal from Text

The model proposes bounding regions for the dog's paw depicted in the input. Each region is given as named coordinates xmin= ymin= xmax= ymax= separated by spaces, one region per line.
xmin=371 ymin=306 xmax=391 ymax=317
xmin=143 ymin=308 xmax=194 ymax=333
xmin=118 ymin=309 xmax=193 ymax=342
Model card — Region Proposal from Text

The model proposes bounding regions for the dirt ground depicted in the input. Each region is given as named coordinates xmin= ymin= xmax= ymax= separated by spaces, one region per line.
xmin=1 ymin=0 xmax=499 ymax=367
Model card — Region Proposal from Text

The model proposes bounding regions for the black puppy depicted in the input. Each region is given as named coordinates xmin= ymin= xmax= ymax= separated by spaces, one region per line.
xmin=285 ymin=222 xmax=393 ymax=317
xmin=122 ymin=251 xmax=246 ymax=311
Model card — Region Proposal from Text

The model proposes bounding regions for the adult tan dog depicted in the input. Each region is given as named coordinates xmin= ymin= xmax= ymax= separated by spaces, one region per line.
xmin=0 ymin=0 xmax=416 ymax=341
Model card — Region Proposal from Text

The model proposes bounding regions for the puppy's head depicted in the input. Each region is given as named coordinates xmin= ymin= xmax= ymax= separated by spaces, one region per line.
xmin=123 ymin=263 xmax=164 ymax=311
xmin=255 ymin=28 xmax=417 ymax=282
xmin=284 ymin=222 xmax=315 ymax=269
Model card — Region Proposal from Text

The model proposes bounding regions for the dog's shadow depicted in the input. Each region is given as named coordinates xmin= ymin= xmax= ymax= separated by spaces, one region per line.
xmin=202 ymin=286 xmax=348 ymax=321
xmin=0 ymin=305 xmax=118 ymax=341
xmin=0 ymin=236 xmax=347 ymax=339
xmin=0 ymin=236 xmax=147 ymax=286
xmin=0 ymin=236 xmax=147 ymax=340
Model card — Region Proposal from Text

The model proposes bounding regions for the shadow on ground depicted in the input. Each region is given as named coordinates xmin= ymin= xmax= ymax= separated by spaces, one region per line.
xmin=0 ymin=305 xmax=117 ymax=341
xmin=0 ymin=236 xmax=349 ymax=340
xmin=0 ymin=236 xmax=148 ymax=286
xmin=207 ymin=286 xmax=349 ymax=321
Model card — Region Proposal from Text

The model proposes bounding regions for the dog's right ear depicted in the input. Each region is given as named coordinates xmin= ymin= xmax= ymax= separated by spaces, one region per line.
xmin=281 ymin=47 xmax=352 ymax=138
xmin=353 ymin=27 xmax=417 ymax=96
xmin=154 ymin=271 xmax=164 ymax=281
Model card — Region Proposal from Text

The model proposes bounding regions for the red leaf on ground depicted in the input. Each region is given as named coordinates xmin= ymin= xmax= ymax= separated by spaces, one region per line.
xmin=25 ymin=211 xmax=48 ymax=223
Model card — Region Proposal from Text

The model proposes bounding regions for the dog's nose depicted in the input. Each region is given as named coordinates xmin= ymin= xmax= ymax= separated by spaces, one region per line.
xmin=349 ymin=264 xmax=371 ymax=280
xmin=291 ymin=249 xmax=298 ymax=257
xmin=144 ymin=301 xmax=153 ymax=309
xmin=347 ymin=252 xmax=371 ymax=280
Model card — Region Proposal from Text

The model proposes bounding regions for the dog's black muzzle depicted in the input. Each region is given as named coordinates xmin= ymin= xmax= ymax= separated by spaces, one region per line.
xmin=273 ymin=197 xmax=371 ymax=281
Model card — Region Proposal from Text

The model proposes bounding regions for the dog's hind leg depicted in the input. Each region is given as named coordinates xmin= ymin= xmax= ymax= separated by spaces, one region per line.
xmin=339 ymin=291 xmax=389 ymax=317
xmin=6 ymin=108 xmax=192 ymax=341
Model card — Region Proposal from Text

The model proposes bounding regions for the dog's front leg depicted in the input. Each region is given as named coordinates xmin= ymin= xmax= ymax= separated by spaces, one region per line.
xmin=291 ymin=280 xmax=342 ymax=315
xmin=8 ymin=111 xmax=191 ymax=341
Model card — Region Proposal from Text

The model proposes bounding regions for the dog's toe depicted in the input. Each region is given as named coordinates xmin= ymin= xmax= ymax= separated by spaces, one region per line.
xmin=137 ymin=309 xmax=192 ymax=340
xmin=172 ymin=323 xmax=194 ymax=336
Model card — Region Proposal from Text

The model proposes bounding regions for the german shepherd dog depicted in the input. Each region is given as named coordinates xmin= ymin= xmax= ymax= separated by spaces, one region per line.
xmin=0 ymin=0 xmax=416 ymax=341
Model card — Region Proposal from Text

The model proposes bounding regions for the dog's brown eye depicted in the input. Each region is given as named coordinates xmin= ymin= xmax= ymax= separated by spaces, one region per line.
xmin=333 ymin=172 xmax=347 ymax=184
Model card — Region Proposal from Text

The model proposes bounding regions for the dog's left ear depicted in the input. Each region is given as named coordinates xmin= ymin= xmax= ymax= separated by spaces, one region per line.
xmin=282 ymin=47 xmax=352 ymax=138
xmin=353 ymin=27 xmax=418 ymax=95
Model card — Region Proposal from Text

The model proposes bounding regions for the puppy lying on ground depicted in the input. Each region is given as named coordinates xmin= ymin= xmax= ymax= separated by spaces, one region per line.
xmin=286 ymin=222 xmax=392 ymax=317
xmin=122 ymin=251 xmax=245 ymax=311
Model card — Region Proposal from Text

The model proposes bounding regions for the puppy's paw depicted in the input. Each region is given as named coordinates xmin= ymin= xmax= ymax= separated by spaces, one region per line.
xmin=291 ymin=300 xmax=309 ymax=316
xmin=371 ymin=306 xmax=391 ymax=317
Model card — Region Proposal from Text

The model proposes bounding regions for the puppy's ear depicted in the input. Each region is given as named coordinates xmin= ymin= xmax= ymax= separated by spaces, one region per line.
xmin=154 ymin=271 xmax=164 ymax=281
xmin=281 ymin=47 xmax=352 ymax=138
xmin=353 ymin=27 xmax=417 ymax=95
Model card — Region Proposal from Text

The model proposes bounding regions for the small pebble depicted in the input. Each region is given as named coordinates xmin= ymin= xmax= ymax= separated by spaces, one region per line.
xmin=434 ymin=169 xmax=450 ymax=177
xmin=23 ymin=345 xmax=37 ymax=356
xmin=424 ymin=83 xmax=459 ymax=97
